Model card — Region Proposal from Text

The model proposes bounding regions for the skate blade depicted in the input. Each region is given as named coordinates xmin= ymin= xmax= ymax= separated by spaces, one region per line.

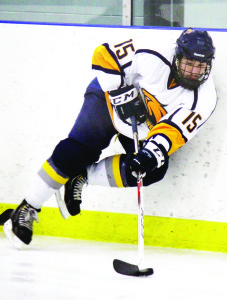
xmin=55 ymin=190 xmax=70 ymax=219
xmin=3 ymin=219 xmax=26 ymax=250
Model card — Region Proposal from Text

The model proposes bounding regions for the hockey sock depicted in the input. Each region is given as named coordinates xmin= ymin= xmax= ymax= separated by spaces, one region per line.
xmin=24 ymin=173 xmax=59 ymax=209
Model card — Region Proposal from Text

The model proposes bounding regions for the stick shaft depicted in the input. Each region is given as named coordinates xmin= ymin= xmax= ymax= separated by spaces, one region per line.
xmin=131 ymin=116 xmax=144 ymax=267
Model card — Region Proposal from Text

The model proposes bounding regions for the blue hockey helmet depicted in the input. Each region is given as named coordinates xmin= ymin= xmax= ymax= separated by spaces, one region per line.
xmin=176 ymin=28 xmax=215 ymax=62
xmin=173 ymin=28 xmax=215 ymax=90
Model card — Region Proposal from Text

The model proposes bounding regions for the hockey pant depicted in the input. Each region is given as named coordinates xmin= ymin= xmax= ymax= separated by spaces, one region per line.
xmin=25 ymin=78 xmax=168 ymax=208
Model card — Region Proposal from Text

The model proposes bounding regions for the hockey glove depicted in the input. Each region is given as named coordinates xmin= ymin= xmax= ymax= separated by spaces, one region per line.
xmin=129 ymin=141 xmax=167 ymax=176
xmin=108 ymin=85 xmax=147 ymax=125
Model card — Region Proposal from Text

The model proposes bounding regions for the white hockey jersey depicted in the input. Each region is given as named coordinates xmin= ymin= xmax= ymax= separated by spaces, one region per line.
xmin=92 ymin=38 xmax=217 ymax=155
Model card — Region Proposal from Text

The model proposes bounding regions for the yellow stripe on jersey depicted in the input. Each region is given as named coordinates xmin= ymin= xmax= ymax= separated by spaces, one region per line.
xmin=42 ymin=160 xmax=68 ymax=185
xmin=147 ymin=122 xmax=186 ymax=155
xmin=112 ymin=154 xmax=124 ymax=187
xmin=92 ymin=45 xmax=121 ymax=73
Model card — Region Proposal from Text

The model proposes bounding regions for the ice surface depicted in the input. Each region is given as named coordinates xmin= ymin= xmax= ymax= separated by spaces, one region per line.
xmin=0 ymin=233 xmax=227 ymax=300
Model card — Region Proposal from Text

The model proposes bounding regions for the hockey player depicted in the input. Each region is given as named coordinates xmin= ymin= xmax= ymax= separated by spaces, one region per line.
xmin=3 ymin=28 xmax=217 ymax=248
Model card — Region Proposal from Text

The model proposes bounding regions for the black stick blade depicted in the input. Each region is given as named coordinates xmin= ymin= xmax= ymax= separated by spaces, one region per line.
xmin=0 ymin=209 xmax=14 ymax=225
xmin=113 ymin=259 xmax=154 ymax=277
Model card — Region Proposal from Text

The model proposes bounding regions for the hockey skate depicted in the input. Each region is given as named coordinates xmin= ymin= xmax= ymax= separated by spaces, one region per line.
xmin=3 ymin=199 xmax=40 ymax=249
xmin=56 ymin=173 xmax=87 ymax=219
xmin=0 ymin=209 xmax=14 ymax=225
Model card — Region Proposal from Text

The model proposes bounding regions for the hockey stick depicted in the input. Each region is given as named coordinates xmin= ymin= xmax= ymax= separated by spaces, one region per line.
xmin=113 ymin=116 xmax=154 ymax=277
